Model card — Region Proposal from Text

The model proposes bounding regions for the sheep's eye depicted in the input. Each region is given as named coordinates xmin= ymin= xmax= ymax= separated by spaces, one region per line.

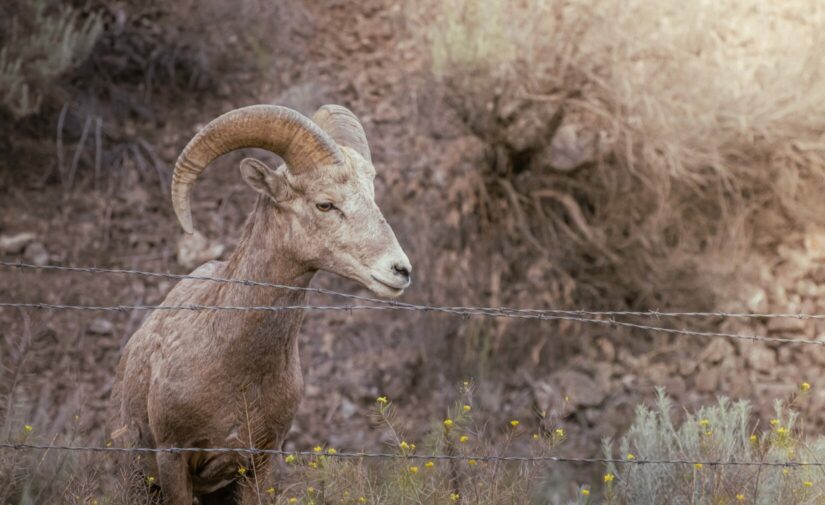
xmin=316 ymin=202 xmax=334 ymax=212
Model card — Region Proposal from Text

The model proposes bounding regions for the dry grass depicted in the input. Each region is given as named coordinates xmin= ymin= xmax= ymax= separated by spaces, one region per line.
xmin=411 ymin=0 xmax=825 ymax=317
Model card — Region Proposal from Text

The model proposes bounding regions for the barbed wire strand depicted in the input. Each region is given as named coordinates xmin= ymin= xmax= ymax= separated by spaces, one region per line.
xmin=0 ymin=300 xmax=822 ymax=347
xmin=1 ymin=443 xmax=822 ymax=468
xmin=2 ymin=261 xmax=824 ymax=321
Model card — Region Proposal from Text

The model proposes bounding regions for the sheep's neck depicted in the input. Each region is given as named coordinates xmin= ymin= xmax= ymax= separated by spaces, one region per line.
xmin=212 ymin=195 xmax=315 ymax=372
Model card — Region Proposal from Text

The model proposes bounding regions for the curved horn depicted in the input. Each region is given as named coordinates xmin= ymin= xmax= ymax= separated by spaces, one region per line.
xmin=172 ymin=105 xmax=343 ymax=234
xmin=312 ymin=104 xmax=371 ymax=162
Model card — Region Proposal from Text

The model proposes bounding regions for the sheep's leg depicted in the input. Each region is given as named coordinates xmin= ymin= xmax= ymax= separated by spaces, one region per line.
xmin=156 ymin=452 xmax=193 ymax=505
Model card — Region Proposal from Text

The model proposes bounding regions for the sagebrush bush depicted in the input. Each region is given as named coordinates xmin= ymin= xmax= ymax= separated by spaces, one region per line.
xmin=600 ymin=388 xmax=825 ymax=505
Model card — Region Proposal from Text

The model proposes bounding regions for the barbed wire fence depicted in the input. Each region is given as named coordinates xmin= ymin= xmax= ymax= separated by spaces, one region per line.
xmin=1 ymin=260 xmax=823 ymax=470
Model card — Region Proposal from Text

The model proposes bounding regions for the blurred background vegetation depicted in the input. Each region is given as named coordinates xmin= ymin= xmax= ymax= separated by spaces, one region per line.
xmin=2 ymin=0 xmax=825 ymax=503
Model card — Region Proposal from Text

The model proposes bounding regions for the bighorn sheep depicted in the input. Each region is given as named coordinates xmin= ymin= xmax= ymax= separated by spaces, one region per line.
xmin=113 ymin=104 xmax=412 ymax=504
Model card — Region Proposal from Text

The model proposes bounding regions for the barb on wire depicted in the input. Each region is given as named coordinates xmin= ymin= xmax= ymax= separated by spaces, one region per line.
xmin=1 ymin=442 xmax=821 ymax=468
xmin=3 ymin=261 xmax=825 ymax=321
xmin=0 ymin=301 xmax=823 ymax=347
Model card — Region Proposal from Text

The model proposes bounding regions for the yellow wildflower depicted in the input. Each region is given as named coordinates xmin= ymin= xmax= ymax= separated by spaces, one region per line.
xmin=327 ymin=448 xmax=337 ymax=455
xmin=604 ymin=473 xmax=614 ymax=483
xmin=313 ymin=445 xmax=322 ymax=453
xmin=783 ymin=469 xmax=790 ymax=476
xmin=581 ymin=488 xmax=590 ymax=496
xmin=510 ymin=420 xmax=520 ymax=428
xmin=410 ymin=443 xmax=416 ymax=451
xmin=400 ymin=441 xmax=410 ymax=450
xmin=308 ymin=461 xmax=318 ymax=469
xmin=736 ymin=494 xmax=745 ymax=502
xmin=285 ymin=454 xmax=296 ymax=464
xmin=695 ymin=463 xmax=703 ymax=470
xmin=307 ymin=487 xmax=315 ymax=494
xmin=376 ymin=396 xmax=388 ymax=405
xmin=459 ymin=435 xmax=469 ymax=443
xmin=776 ymin=427 xmax=787 ymax=435
xmin=463 ymin=404 xmax=471 ymax=413
xmin=801 ymin=382 xmax=811 ymax=393
xmin=266 ymin=487 xmax=276 ymax=496
xmin=532 ymin=433 xmax=539 ymax=440
xmin=288 ymin=498 xmax=298 ymax=504
xmin=237 ymin=466 xmax=247 ymax=476
xmin=468 ymin=459 xmax=477 ymax=466
xmin=443 ymin=418 xmax=454 ymax=428
xmin=770 ymin=419 xmax=780 ymax=426
xmin=23 ymin=425 xmax=33 ymax=434
xmin=146 ymin=476 xmax=156 ymax=485
xmin=425 ymin=461 xmax=435 ymax=469
xmin=749 ymin=435 xmax=758 ymax=443
xmin=358 ymin=497 xmax=366 ymax=503
xmin=698 ymin=419 xmax=709 ymax=427
xmin=409 ymin=466 xmax=419 ymax=474
xmin=626 ymin=453 xmax=635 ymax=460
xmin=344 ymin=490 xmax=350 ymax=497
xmin=450 ymin=493 xmax=460 ymax=502
xmin=554 ymin=428 xmax=565 ymax=438
xmin=804 ymin=481 xmax=813 ymax=488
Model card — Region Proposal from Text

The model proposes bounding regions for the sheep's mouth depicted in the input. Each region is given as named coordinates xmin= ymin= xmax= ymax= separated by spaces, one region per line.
xmin=370 ymin=275 xmax=408 ymax=297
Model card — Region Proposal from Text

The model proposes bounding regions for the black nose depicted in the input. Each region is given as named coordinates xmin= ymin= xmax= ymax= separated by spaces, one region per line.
xmin=392 ymin=263 xmax=411 ymax=280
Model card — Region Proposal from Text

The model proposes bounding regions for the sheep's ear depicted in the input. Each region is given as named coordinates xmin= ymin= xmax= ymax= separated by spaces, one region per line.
xmin=240 ymin=158 xmax=290 ymax=201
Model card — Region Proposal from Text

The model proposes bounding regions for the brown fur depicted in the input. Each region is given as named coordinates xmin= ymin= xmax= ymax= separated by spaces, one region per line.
xmin=113 ymin=147 xmax=411 ymax=504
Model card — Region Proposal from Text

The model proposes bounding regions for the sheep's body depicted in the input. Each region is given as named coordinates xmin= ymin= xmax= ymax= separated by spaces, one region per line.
xmin=116 ymin=197 xmax=311 ymax=501
xmin=113 ymin=104 xmax=411 ymax=504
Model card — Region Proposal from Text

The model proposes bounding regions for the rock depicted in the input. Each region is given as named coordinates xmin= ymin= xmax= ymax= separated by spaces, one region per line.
xmin=746 ymin=345 xmax=776 ymax=372
xmin=695 ymin=366 xmax=720 ymax=393
xmin=88 ymin=318 xmax=114 ymax=335
xmin=660 ymin=376 xmax=686 ymax=397
xmin=23 ymin=242 xmax=49 ymax=266
xmin=646 ymin=363 xmax=670 ymax=385
xmin=795 ymin=280 xmax=819 ymax=298
xmin=177 ymin=231 xmax=225 ymax=269
xmin=804 ymin=230 xmax=825 ymax=260
xmin=532 ymin=380 xmax=563 ymax=415
xmin=766 ymin=316 xmax=807 ymax=334
xmin=743 ymin=285 xmax=768 ymax=313
xmin=698 ymin=339 xmax=734 ymax=364
xmin=540 ymin=124 xmax=609 ymax=172
xmin=339 ymin=397 xmax=358 ymax=420
xmin=0 ymin=232 xmax=37 ymax=254
xmin=552 ymin=370 xmax=606 ymax=408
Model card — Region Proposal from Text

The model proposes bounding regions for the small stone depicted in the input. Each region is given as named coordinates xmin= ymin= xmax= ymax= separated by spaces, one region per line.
xmin=552 ymin=370 xmax=606 ymax=407
xmin=695 ymin=367 xmax=720 ymax=393
xmin=0 ymin=232 xmax=37 ymax=254
xmin=698 ymin=339 xmax=734 ymax=364
xmin=88 ymin=318 xmax=114 ymax=335
xmin=339 ymin=397 xmax=358 ymax=420
xmin=766 ymin=317 xmax=807 ymax=334
xmin=804 ymin=230 xmax=825 ymax=260
xmin=744 ymin=286 xmax=768 ymax=313
xmin=23 ymin=242 xmax=49 ymax=266
xmin=177 ymin=231 xmax=225 ymax=269
xmin=746 ymin=345 xmax=776 ymax=372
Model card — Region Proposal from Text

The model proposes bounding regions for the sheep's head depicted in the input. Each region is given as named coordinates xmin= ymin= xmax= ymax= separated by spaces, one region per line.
xmin=170 ymin=104 xmax=411 ymax=298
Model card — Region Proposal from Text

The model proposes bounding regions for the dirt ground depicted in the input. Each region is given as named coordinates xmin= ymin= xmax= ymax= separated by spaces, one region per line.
xmin=3 ymin=0 xmax=825 ymax=493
